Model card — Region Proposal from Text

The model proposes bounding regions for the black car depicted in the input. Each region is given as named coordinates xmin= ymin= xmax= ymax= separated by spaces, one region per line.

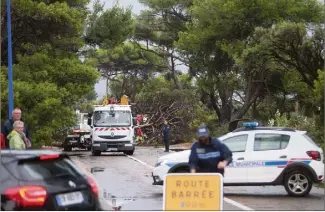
xmin=0 ymin=150 xmax=101 ymax=211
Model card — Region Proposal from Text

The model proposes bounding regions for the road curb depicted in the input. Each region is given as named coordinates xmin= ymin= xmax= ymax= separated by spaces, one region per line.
xmin=72 ymin=159 xmax=113 ymax=210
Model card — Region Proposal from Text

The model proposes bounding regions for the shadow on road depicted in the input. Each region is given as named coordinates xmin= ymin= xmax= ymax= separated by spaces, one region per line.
xmin=224 ymin=192 xmax=323 ymax=199
xmin=151 ymin=193 xmax=163 ymax=198
xmin=98 ymin=153 xmax=126 ymax=157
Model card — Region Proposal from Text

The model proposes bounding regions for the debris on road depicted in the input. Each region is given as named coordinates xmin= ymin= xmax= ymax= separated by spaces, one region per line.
xmin=91 ymin=167 xmax=105 ymax=173
xmin=170 ymin=142 xmax=192 ymax=149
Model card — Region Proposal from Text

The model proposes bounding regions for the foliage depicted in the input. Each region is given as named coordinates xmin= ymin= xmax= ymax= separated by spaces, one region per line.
xmin=3 ymin=0 xmax=324 ymax=146
xmin=175 ymin=0 xmax=324 ymax=131
xmin=269 ymin=110 xmax=323 ymax=148
xmin=1 ymin=45 xmax=99 ymax=145
xmin=1 ymin=0 xmax=100 ymax=146
xmin=132 ymin=0 xmax=324 ymax=142
xmin=1 ymin=0 xmax=88 ymax=65
xmin=84 ymin=2 xmax=134 ymax=49
xmin=314 ymin=69 xmax=324 ymax=105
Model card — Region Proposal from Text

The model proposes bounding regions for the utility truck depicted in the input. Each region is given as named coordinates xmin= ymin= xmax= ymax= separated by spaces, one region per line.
xmin=88 ymin=96 xmax=137 ymax=156
xmin=63 ymin=112 xmax=92 ymax=151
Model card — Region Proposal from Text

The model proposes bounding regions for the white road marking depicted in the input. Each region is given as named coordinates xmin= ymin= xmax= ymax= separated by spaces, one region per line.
xmin=125 ymin=155 xmax=154 ymax=169
xmin=224 ymin=197 xmax=254 ymax=211
xmin=125 ymin=154 xmax=255 ymax=211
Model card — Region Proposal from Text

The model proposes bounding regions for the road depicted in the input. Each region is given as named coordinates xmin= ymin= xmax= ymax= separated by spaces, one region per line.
xmin=69 ymin=147 xmax=325 ymax=211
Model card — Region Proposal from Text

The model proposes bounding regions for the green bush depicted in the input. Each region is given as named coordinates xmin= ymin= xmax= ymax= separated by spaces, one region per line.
xmin=269 ymin=110 xmax=324 ymax=148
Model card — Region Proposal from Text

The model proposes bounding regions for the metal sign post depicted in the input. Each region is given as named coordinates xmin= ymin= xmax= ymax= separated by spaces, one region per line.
xmin=7 ymin=0 xmax=14 ymax=119
xmin=163 ymin=173 xmax=223 ymax=211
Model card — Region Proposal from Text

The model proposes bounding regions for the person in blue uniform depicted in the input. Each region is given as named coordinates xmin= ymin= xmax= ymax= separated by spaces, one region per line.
xmin=188 ymin=126 xmax=233 ymax=175
xmin=162 ymin=120 xmax=170 ymax=152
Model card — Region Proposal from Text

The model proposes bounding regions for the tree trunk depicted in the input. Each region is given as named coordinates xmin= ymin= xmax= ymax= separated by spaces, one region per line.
xmin=219 ymin=104 xmax=232 ymax=123
xmin=106 ymin=78 xmax=109 ymax=97
xmin=209 ymin=90 xmax=232 ymax=123
xmin=169 ymin=54 xmax=182 ymax=89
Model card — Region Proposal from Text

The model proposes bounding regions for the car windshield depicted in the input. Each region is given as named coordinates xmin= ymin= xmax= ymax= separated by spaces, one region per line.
xmin=93 ymin=110 xmax=131 ymax=127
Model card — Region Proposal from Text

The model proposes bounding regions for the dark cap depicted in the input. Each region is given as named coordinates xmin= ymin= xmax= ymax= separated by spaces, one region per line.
xmin=197 ymin=126 xmax=210 ymax=138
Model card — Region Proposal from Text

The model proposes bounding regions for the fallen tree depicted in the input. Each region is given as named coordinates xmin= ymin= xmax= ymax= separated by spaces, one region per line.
xmin=135 ymin=86 xmax=198 ymax=144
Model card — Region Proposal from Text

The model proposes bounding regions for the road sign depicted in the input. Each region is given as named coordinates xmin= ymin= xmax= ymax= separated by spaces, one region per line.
xmin=163 ymin=173 xmax=223 ymax=211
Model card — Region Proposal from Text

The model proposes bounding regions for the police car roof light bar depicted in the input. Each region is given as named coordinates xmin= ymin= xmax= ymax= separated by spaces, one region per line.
xmin=243 ymin=122 xmax=259 ymax=128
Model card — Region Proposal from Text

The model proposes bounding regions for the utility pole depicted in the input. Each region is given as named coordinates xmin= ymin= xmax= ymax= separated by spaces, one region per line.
xmin=7 ymin=0 xmax=14 ymax=119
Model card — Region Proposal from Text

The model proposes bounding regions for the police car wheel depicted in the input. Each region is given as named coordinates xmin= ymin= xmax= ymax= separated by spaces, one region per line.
xmin=174 ymin=167 xmax=190 ymax=173
xmin=284 ymin=170 xmax=312 ymax=197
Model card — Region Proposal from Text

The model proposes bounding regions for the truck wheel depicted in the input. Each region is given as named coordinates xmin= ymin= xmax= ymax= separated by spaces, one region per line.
xmin=92 ymin=151 xmax=101 ymax=156
xmin=64 ymin=146 xmax=71 ymax=152
xmin=124 ymin=150 xmax=134 ymax=156
xmin=284 ymin=170 xmax=312 ymax=197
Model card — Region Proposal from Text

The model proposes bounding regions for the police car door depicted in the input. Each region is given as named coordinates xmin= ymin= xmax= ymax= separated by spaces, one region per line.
xmin=221 ymin=133 xmax=251 ymax=183
xmin=245 ymin=131 xmax=291 ymax=183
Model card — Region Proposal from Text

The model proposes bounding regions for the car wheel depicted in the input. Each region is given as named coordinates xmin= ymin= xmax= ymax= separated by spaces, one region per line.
xmin=87 ymin=146 xmax=91 ymax=151
xmin=124 ymin=150 xmax=134 ymax=156
xmin=284 ymin=170 xmax=312 ymax=197
xmin=92 ymin=151 xmax=101 ymax=156
xmin=64 ymin=146 xmax=71 ymax=152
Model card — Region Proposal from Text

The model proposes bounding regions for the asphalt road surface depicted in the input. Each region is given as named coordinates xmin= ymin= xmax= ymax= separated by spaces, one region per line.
xmin=69 ymin=147 xmax=325 ymax=211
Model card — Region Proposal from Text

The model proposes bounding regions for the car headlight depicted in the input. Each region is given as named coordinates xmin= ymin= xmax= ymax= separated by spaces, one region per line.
xmin=155 ymin=159 xmax=168 ymax=167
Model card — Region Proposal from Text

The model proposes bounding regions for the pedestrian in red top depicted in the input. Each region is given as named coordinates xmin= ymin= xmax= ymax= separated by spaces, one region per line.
xmin=0 ymin=133 xmax=5 ymax=149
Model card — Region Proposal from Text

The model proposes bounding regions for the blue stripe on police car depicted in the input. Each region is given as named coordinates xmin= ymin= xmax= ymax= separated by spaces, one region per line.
xmin=165 ymin=160 xmax=311 ymax=168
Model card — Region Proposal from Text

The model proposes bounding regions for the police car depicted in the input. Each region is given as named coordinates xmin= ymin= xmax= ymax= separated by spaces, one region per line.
xmin=152 ymin=122 xmax=324 ymax=197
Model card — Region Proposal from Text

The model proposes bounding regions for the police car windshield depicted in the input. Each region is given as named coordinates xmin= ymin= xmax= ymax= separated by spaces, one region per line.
xmin=94 ymin=111 xmax=131 ymax=127
xmin=217 ymin=135 xmax=227 ymax=141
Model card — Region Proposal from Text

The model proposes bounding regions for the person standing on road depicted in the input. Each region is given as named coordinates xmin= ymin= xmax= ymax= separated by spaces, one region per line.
xmin=0 ymin=132 xmax=5 ymax=149
xmin=3 ymin=108 xmax=31 ymax=148
xmin=8 ymin=121 xmax=26 ymax=150
xmin=188 ymin=125 xmax=233 ymax=175
xmin=1 ymin=124 xmax=6 ymax=149
xmin=162 ymin=120 xmax=170 ymax=152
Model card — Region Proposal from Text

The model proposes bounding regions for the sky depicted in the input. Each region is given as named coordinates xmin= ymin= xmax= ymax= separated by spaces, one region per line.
xmin=92 ymin=0 xmax=144 ymax=99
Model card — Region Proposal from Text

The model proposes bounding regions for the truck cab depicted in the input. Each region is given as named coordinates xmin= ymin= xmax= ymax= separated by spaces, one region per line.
xmin=88 ymin=98 xmax=137 ymax=156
